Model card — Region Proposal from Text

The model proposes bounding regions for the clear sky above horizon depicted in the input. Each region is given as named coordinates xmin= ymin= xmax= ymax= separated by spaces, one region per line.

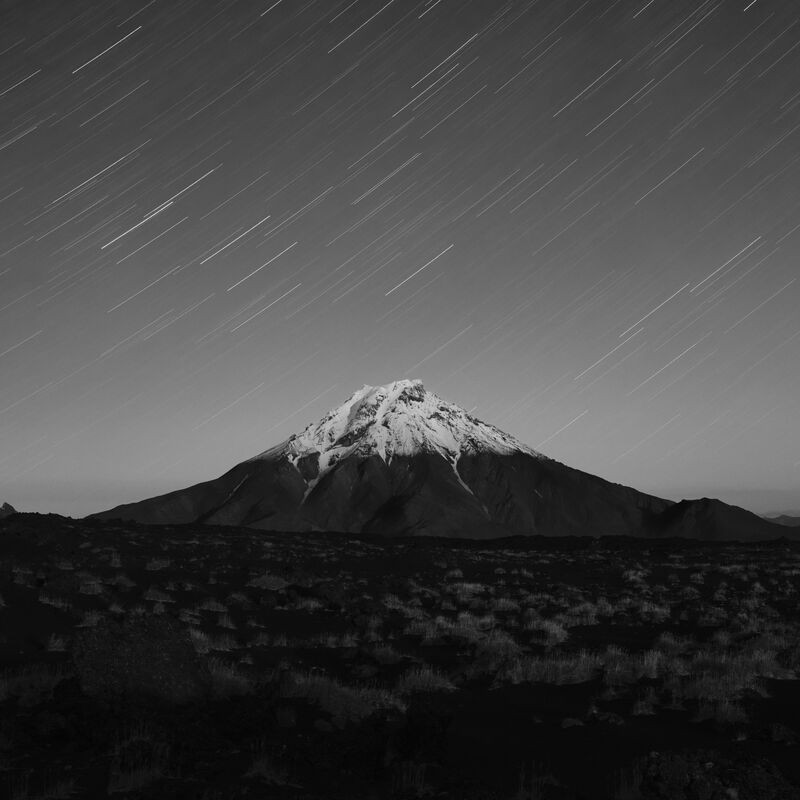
xmin=1 ymin=0 xmax=799 ymax=518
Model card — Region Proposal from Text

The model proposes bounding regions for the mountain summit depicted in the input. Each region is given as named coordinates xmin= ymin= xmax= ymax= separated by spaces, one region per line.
xmin=253 ymin=379 xmax=542 ymax=500
xmin=91 ymin=381 xmax=790 ymax=540
xmin=260 ymin=379 xmax=540 ymax=461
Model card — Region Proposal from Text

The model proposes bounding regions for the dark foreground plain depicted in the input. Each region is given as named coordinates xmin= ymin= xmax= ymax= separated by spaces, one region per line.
xmin=2 ymin=514 xmax=800 ymax=799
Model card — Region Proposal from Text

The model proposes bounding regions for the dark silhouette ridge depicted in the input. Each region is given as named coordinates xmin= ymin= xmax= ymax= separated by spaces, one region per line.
xmin=764 ymin=514 xmax=800 ymax=528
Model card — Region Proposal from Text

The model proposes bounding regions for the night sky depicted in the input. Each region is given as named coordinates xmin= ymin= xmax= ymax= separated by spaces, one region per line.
xmin=1 ymin=0 xmax=799 ymax=518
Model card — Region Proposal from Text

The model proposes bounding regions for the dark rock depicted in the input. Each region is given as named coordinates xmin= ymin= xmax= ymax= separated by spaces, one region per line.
xmin=638 ymin=751 xmax=799 ymax=800
xmin=72 ymin=614 xmax=209 ymax=704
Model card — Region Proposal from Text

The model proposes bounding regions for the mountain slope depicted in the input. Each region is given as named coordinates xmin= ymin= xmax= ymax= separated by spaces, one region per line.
xmin=90 ymin=380 xmax=790 ymax=540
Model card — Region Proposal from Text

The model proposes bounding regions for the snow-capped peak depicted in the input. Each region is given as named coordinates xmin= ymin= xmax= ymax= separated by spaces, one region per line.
xmin=252 ymin=379 xmax=542 ymax=474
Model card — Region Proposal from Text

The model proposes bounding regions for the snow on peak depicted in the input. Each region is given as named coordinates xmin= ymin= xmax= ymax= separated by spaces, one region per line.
xmin=252 ymin=379 xmax=542 ymax=471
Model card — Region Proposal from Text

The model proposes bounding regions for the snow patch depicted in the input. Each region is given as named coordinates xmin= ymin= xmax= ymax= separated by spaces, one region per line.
xmin=221 ymin=474 xmax=249 ymax=506
xmin=249 ymin=379 xmax=543 ymax=491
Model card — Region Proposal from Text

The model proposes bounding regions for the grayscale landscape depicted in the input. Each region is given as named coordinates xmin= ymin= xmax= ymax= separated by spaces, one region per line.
xmin=1 ymin=1 xmax=799 ymax=798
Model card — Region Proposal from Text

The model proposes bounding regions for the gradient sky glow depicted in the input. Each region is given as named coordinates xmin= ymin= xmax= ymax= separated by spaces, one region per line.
xmin=1 ymin=0 xmax=799 ymax=518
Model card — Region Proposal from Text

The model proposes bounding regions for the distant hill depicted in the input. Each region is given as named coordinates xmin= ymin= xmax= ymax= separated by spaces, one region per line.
xmin=91 ymin=380 xmax=795 ymax=542
xmin=0 ymin=502 xmax=16 ymax=519
xmin=763 ymin=513 xmax=800 ymax=528
xmin=645 ymin=498 xmax=794 ymax=541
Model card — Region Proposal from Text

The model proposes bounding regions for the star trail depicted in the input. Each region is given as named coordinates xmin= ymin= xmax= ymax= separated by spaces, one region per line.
xmin=1 ymin=0 xmax=798 ymax=516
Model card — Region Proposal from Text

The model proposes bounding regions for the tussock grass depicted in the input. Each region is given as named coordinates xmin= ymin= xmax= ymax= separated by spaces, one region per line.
xmin=371 ymin=643 xmax=403 ymax=665
xmin=499 ymin=651 xmax=603 ymax=685
xmin=281 ymin=670 xmax=405 ymax=724
xmin=310 ymin=632 xmax=359 ymax=648
xmin=603 ymin=647 xmax=667 ymax=686
xmin=246 ymin=573 xmax=288 ymax=591
xmin=190 ymin=628 xmax=238 ymax=653
xmin=217 ymin=613 xmax=236 ymax=629
xmin=46 ymin=634 xmax=68 ymax=652
xmin=189 ymin=628 xmax=212 ymax=654
xmin=246 ymin=752 xmax=289 ymax=784
xmin=524 ymin=616 xmax=569 ymax=646
xmin=693 ymin=698 xmax=747 ymax=725
xmin=491 ymin=597 xmax=521 ymax=612
xmin=207 ymin=658 xmax=254 ymax=697
xmin=75 ymin=610 xmax=104 ymax=628
xmin=38 ymin=594 xmax=71 ymax=610
xmin=108 ymin=730 xmax=170 ymax=795
xmin=198 ymin=598 xmax=227 ymax=612
xmin=6 ymin=774 xmax=77 ymax=800
xmin=396 ymin=666 xmax=456 ymax=695
xmin=111 ymin=573 xmax=136 ymax=589
xmin=143 ymin=586 xmax=174 ymax=603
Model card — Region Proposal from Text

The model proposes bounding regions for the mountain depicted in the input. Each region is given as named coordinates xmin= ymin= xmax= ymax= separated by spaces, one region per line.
xmin=763 ymin=513 xmax=800 ymax=528
xmin=0 ymin=502 xmax=16 ymax=519
xmin=90 ymin=380 xmax=791 ymax=540
xmin=645 ymin=498 xmax=794 ymax=541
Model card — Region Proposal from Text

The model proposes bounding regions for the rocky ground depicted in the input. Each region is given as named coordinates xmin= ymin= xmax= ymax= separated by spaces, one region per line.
xmin=1 ymin=513 xmax=800 ymax=799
